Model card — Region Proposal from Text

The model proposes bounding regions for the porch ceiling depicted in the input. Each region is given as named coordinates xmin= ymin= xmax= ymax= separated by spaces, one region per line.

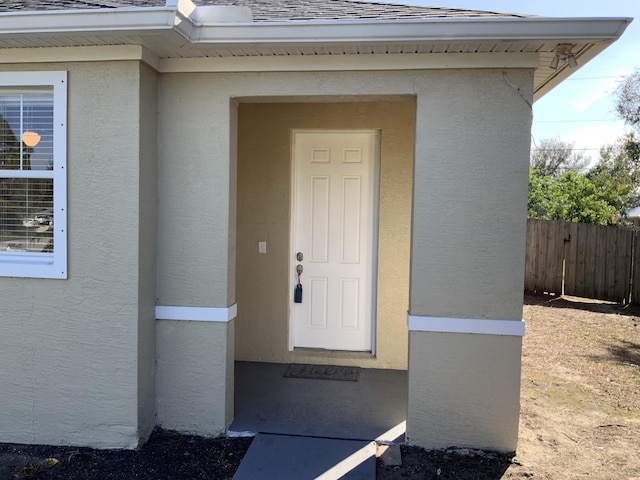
xmin=0 ymin=3 xmax=632 ymax=101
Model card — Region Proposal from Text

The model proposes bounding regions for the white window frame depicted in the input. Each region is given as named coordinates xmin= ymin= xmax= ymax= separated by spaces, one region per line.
xmin=0 ymin=71 xmax=67 ymax=279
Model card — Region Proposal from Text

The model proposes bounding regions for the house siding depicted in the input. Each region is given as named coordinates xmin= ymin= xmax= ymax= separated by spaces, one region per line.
xmin=153 ymin=68 xmax=531 ymax=450
xmin=410 ymin=70 xmax=532 ymax=320
xmin=0 ymin=63 xmax=533 ymax=450
xmin=155 ymin=319 xmax=234 ymax=436
xmin=154 ymin=73 xmax=237 ymax=437
xmin=137 ymin=61 xmax=159 ymax=443
xmin=156 ymin=74 xmax=236 ymax=308
xmin=407 ymin=332 xmax=523 ymax=450
xmin=0 ymin=61 xmax=150 ymax=448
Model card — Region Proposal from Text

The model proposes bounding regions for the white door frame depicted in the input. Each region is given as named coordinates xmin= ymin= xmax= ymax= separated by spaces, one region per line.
xmin=289 ymin=129 xmax=380 ymax=353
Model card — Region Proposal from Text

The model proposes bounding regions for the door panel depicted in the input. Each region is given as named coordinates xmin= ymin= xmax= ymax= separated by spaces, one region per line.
xmin=310 ymin=176 xmax=329 ymax=262
xmin=291 ymin=131 xmax=378 ymax=351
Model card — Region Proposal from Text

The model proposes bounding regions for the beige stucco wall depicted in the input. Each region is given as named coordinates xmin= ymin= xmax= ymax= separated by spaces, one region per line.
xmin=0 ymin=63 xmax=531 ymax=450
xmin=407 ymin=69 xmax=533 ymax=451
xmin=156 ymin=320 xmax=235 ymax=435
xmin=155 ymin=70 xmax=429 ymax=311
xmin=156 ymin=74 xmax=236 ymax=308
xmin=156 ymin=68 xmax=531 ymax=450
xmin=410 ymin=70 xmax=532 ymax=320
xmin=156 ymin=67 xmax=529 ymax=317
xmin=235 ymin=102 xmax=414 ymax=370
xmin=407 ymin=332 xmax=522 ymax=451
xmin=154 ymin=74 xmax=239 ymax=438
xmin=0 ymin=61 xmax=156 ymax=448
xmin=137 ymin=62 xmax=159 ymax=442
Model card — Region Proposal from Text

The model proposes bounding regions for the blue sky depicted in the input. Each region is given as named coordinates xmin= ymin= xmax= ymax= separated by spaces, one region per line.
xmin=390 ymin=0 xmax=640 ymax=163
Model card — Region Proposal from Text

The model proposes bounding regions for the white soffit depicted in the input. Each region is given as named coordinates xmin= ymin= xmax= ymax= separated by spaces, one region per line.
xmin=157 ymin=52 xmax=540 ymax=73
xmin=0 ymin=3 xmax=632 ymax=100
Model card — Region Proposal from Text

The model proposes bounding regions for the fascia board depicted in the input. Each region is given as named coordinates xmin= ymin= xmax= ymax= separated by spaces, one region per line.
xmin=0 ymin=45 xmax=162 ymax=71
xmin=192 ymin=17 xmax=633 ymax=45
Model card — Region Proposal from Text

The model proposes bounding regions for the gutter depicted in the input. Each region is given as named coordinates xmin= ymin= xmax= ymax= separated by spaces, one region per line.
xmin=0 ymin=7 xmax=178 ymax=35
xmin=0 ymin=2 xmax=630 ymax=47
xmin=0 ymin=0 xmax=252 ymax=37
xmin=191 ymin=17 xmax=632 ymax=45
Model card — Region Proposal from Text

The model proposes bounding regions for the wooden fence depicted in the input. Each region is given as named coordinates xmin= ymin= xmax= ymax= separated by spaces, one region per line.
xmin=525 ymin=219 xmax=639 ymax=304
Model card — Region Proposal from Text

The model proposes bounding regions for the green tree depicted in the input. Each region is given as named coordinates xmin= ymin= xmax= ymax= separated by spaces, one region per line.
xmin=528 ymin=169 xmax=625 ymax=225
xmin=610 ymin=69 xmax=640 ymax=212
xmin=615 ymin=69 xmax=640 ymax=129
xmin=527 ymin=70 xmax=640 ymax=226
xmin=589 ymin=132 xmax=640 ymax=208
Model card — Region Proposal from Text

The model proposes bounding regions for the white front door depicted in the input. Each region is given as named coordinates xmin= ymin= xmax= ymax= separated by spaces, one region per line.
xmin=291 ymin=130 xmax=378 ymax=351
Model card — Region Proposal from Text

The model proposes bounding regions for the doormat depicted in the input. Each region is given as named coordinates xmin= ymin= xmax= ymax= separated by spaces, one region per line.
xmin=283 ymin=363 xmax=360 ymax=382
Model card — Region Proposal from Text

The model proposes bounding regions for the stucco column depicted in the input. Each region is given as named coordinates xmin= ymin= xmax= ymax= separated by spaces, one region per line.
xmin=155 ymin=78 xmax=237 ymax=436
xmin=406 ymin=70 xmax=532 ymax=452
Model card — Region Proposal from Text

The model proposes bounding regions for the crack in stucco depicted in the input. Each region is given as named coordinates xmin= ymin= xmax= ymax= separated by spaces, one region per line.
xmin=502 ymin=71 xmax=533 ymax=110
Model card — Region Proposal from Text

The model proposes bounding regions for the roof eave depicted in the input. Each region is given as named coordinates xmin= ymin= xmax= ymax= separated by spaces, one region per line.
xmin=0 ymin=10 xmax=629 ymax=43
xmin=0 ymin=7 xmax=632 ymax=101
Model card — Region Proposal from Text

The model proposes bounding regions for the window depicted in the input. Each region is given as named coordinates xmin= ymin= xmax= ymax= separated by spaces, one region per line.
xmin=0 ymin=72 xmax=67 ymax=279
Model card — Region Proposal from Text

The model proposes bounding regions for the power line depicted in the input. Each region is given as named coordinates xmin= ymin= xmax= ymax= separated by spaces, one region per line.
xmin=535 ymin=119 xmax=621 ymax=123
xmin=530 ymin=145 xmax=621 ymax=152
xmin=564 ymin=75 xmax=628 ymax=81
xmin=570 ymin=148 xmax=608 ymax=152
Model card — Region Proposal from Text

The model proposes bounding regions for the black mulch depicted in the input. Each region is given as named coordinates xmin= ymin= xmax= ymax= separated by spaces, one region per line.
xmin=0 ymin=429 xmax=252 ymax=480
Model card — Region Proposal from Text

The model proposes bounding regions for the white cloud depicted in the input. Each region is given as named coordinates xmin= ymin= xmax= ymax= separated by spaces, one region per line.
xmin=568 ymin=77 xmax=623 ymax=113
xmin=561 ymin=123 xmax=629 ymax=165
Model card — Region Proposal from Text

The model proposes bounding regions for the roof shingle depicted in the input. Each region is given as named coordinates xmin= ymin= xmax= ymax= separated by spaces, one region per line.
xmin=0 ymin=0 xmax=530 ymax=21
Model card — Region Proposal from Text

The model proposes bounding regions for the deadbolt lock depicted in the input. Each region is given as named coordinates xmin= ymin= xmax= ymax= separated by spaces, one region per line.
xmin=296 ymin=252 xmax=303 ymax=261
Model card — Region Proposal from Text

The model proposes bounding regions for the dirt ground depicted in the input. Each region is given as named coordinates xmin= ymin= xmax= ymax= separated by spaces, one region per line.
xmin=378 ymin=293 xmax=640 ymax=479
xmin=1 ymin=293 xmax=638 ymax=479
xmin=511 ymin=293 xmax=640 ymax=479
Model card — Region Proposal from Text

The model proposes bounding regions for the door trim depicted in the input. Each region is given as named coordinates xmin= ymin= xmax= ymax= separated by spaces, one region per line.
xmin=288 ymin=129 xmax=380 ymax=353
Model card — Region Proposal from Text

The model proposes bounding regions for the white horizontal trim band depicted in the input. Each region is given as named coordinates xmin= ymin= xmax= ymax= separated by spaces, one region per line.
xmin=407 ymin=314 xmax=525 ymax=336
xmin=156 ymin=304 xmax=237 ymax=322
xmin=158 ymin=52 xmax=539 ymax=73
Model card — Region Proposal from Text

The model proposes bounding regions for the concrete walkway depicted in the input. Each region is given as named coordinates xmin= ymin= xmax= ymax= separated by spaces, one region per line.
xmin=230 ymin=362 xmax=407 ymax=479
xmin=233 ymin=434 xmax=377 ymax=480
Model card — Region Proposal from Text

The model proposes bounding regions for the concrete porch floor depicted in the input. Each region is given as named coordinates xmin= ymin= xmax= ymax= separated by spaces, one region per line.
xmin=230 ymin=361 xmax=408 ymax=443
